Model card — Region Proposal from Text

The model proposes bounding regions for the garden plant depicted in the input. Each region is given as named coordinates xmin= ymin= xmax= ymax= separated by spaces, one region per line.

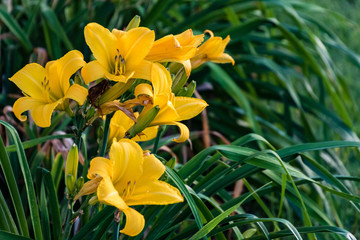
xmin=0 ymin=0 xmax=359 ymax=239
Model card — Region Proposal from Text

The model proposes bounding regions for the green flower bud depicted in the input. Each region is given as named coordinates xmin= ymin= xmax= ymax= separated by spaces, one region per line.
xmin=126 ymin=105 xmax=160 ymax=138
xmin=65 ymin=144 xmax=79 ymax=194
xmin=66 ymin=174 xmax=75 ymax=194
xmin=172 ymin=68 xmax=188 ymax=94
xmin=76 ymin=176 xmax=84 ymax=191
xmin=126 ymin=15 xmax=141 ymax=31
xmin=184 ymin=80 xmax=196 ymax=97
xmin=88 ymin=196 xmax=99 ymax=205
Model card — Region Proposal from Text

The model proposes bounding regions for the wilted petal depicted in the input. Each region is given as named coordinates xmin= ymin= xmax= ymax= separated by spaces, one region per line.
xmin=74 ymin=176 xmax=102 ymax=201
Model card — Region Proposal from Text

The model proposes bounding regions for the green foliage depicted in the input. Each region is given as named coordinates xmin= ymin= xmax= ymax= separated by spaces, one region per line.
xmin=0 ymin=0 xmax=359 ymax=239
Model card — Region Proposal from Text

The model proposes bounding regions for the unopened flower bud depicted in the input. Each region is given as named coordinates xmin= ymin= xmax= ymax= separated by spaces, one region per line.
xmin=126 ymin=15 xmax=141 ymax=31
xmin=126 ymin=105 xmax=160 ymax=138
xmin=88 ymin=196 xmax=99 ymax=205
xmin=76 ymin=176 xmax=84 ymax=191
xmin=172 ymin=68 xmax=188 ymax=94
xmin=184 ymin=80 xmax=196 ymax=97
xmin=66 ymin=174 xmax=75 ymax=194
xmin=65 ymin=144 xmax=79 ymax=194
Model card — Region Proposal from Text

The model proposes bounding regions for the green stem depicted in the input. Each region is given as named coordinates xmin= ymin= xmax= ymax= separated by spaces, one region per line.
xmin=63 ymin=204 xmax=73 ymax=240
xmin=99 ymin=113 xmax=114 ymax=157
xmin=153 ymin=126 xmax=167 ymax=154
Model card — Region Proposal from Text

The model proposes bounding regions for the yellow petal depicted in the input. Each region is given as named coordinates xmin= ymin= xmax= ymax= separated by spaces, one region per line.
xmin=13 ymin=97 xmax=60 ymax=128
xmin=110 ymin=139 xmax=143 ymax=187
xmin=134 ymin=83 xmax=153 ymax=99
xmin=175 ymin=29 xmax=204 ymax=47
xmin=46 ymin=61 xmax=64 ymax=100
xmin=131 ymin=60 xmax=152 ymax=80
xmin=151 ymin=94 xmax=179 ymax=124
xmin=174 ymin=97 xmax=208 ymax=121
xmin=9 ymin=63 xmax=45 ymax=99
xmin=120 ymin=207 xmax=145 ymax=237
xmin=111 ymin=28 xmax=125 ymax=40
xmin=104 ymin=70 xmax=134 ymax=83
xmin=87 ymin=157 xmax=112 ymax=179
xmin=108 ymin=110 xmax=134 ymax=144
xmin=151 ymin=63 xmax=172 ymax=96
xmin=119 ymin=27 xmax=155 ymax=71
xmin=55 ymin=50 xmax=85 ymax=94
xmin=131 ymin=126 xmax=158 ymax=142
xmin=167 ymin=121 xmax=190 ymax=143
xmin=126 ymin=180 xmax=183 ymax=206
xmin=97 ymin=176 xmax=128 ymax=209
xmin=97 ymin=176 xmax=145 ymax=236
xmin=173 ymin=59 xmax=192 ymax=77
xmin=84 ymin=23 xmax=117 ymax=71
xmin=64 ymin=84 xmax=88 ymax=105
xmin=141 ymin=153 xmax=165 ymax=180
xmin=209 ymin=53 xmax=235 ymax=65
xmin=146 ymin=34 xmax=197 ymax=62
xmin=81 ymin=60 xmax=106 ymax=84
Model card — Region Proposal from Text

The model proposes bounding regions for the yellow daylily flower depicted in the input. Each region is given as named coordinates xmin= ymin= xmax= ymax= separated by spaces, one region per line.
xmin=81 ymin=22 xmax=154 ymax=84
xmin=77 ymin=139 xmax=183 ymax=236
xmin=107 ymin=110 xmax=158 ymax=146
xmin=145 ymin=29 xmax=204 ymax=76
xmin=191 ymin=30 xmax=235 ymax=69
xmin=9 ymin=50 xmax=87 ymax=128
xmin=135 ymin=63 xmax=208 ymax=143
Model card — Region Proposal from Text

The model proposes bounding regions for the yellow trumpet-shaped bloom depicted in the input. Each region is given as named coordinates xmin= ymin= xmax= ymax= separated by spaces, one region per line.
xmin=191 ymin=30 xmax=235 ymax=69
xmin=135 ymin=63 xmax=208 ymax=142
xmin=9 ymin=50 xmax=87 ymax=128
xmin=146 ymin=29 xmax=204 ymax=76
xmin=78 ymin=139 xmax=183 ymax=236
xmin=81 ymin=22 xmax=154 ymax=84
xmin=107 ymin=110 xmax=158 ymax=146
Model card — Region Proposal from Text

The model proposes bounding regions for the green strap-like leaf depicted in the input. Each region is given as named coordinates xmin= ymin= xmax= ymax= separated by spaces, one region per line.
xmin=0 ymin=120 xmax=43 ymax=240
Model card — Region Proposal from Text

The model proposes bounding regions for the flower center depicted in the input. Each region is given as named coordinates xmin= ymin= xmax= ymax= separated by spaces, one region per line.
xmin=41 ymin=77 xmax=53 ymax=102
xmin=114 ymin=49 xmax=126 ymax=76
xmin=120 ymin=180 xmax=136 ymax=200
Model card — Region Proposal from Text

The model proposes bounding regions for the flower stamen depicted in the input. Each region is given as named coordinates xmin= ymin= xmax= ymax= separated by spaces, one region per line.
xmin=114 ymin=49 xmax=126 ymax=76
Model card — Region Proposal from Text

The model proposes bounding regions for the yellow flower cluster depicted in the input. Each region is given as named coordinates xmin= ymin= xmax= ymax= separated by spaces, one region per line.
xmin=9 ymin=18 xmax=234 ymax=236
